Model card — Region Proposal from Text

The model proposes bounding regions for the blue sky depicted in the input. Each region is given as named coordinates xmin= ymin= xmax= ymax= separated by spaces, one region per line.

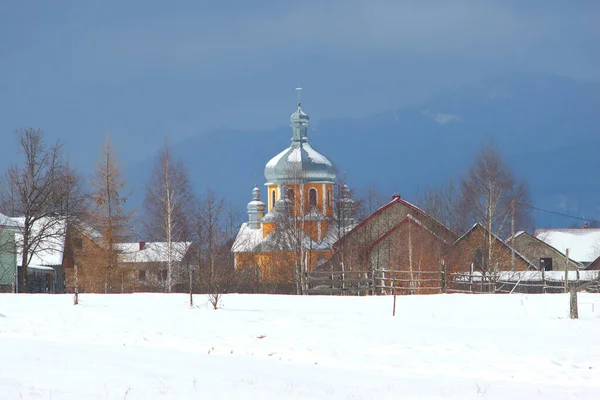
xmin=1 ymin=1 xmax=599 ymax=170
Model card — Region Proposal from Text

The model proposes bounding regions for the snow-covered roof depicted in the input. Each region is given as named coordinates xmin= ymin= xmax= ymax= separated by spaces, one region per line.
xmin=0 ymin=212 xmax=21 ymax=229
xmin=232 ymin=220 xmax=345 ymax=254
xmin=231 ymin=223 xmax=265 ymax=253
xmin=534 ymin=229 xmax=600 ymax=264
xmin=117 ymin=242 xmax=192 ymax=264
xmin=13 ymin=216 xmax=67 ymax=268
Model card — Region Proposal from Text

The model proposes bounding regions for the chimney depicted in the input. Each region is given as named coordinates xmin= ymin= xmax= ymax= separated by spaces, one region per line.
xmin=139 ymin=241 xmax=146 ymax=250
xmin=584 ymin=222 xmax=588 ymax=229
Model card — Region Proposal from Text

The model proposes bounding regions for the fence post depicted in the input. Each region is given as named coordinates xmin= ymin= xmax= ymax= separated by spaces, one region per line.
xmin=441 ymin=259 xmax=446 ymax=294
xmin=570 ymin=288 xmax=578 ymax=319
xmin=541 ymin=267 xmax=546 ymax=294
xmin=469 ymin=263 xmax=474 ymax=293
xmin=564 ymin=248 xmax=569 ymax=293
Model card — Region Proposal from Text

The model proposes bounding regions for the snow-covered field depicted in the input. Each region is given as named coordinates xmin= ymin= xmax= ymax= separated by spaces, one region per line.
xmin=1 ymin=293 xmax=600 ymax=399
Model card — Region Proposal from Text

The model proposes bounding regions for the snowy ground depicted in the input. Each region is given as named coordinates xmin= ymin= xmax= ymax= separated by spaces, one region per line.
xmin=1 ymin=293 xmax=600 ymax=399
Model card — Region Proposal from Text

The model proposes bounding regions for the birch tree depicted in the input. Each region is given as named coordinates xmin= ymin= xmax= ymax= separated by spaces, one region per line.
xmin=143 ymin=143 xmax=193 ymax=292
xmin=457 ymin=143 xmax=531 ymax=281
xmin=89 ymin=134 xmax=134 ymax=293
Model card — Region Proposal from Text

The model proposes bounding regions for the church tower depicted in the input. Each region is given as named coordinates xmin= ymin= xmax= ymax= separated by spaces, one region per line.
xmin=232 ymin=93 xmax=338 ymax=280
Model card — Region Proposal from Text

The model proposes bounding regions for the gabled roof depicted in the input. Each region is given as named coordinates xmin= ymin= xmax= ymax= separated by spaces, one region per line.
xmin=506 ymin=231 xmax=584 ymax=268
xmin=369 ymin=214 xmax=450 ymax=251
xmin=334 ymin=196 xmax=457 ymax=249
xmin=586 ymin=255 xmax=600 ymax=271
xmin=117 ymin=242 xmax=193 ymax=264
xmin=534 ymin=228 xmax=600 ymax=264
xmin=452 ymin=223 xmax=536 ymax=269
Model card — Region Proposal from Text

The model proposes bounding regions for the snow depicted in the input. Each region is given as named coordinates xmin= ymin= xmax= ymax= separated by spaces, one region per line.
xmin=231 ymin=222 xmax=264 ymax=252
xmin=302 ymin=143 xmax=333 ymax=165
xmin=535 ymin=229 xmax=600 ymax=263
xmin=117 ymin=242 xmax=192 ymax=263
xmin=456 ymin=270 xmax=600 ymax=282
xmin=13 ymin=217 xmax=67 ymax=267
xmin=1 ymin=293 xmax=600 ymax=399
xmin=265 ymin=147 xmax=289 ymax=168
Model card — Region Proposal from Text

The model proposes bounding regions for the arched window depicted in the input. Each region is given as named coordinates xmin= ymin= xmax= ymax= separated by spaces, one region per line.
xmin=327 ymin=189 xmax=332 ymax=207
xmin=287 ymin=188 xmax=295 ymax=202
xmin=271 ymin=190 xmax=276 ymax=209
xmin=309 ymin=188 xmax=317 ymax=207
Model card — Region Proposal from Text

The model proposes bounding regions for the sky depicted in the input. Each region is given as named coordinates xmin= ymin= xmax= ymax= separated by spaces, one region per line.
xmin=1 ymin=0 xmax=599 ymax=170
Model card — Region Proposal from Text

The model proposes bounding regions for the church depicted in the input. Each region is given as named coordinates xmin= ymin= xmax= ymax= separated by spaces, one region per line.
xmin=231 ymin=98 xmax=346 ymax=286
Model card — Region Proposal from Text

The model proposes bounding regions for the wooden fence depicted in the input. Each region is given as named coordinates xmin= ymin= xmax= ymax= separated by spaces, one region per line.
xmin=305 ymin=269 xmax=600 ymax=296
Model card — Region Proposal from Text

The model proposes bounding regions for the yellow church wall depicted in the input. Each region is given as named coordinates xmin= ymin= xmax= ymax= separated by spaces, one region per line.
xmin=267 ymin=183 xmax=333 ymax=216
xmin=235 ymin=249 xmax=333 ymax=284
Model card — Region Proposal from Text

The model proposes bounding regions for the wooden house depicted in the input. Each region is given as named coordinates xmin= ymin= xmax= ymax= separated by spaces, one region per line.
xmin=506 ymin=231 xmax=582 ymax=271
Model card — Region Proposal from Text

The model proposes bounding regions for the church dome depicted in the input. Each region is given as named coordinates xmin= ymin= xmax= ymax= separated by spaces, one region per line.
xmin=264 ymin=103 xmax=337 ymax=184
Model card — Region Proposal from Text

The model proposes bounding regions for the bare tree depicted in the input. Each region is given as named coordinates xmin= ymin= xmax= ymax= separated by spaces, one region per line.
xmin=458 ymin=143 xmax=532 ymax=281
xmin=143 ymin=142 xmax=193 ymax=293
xmin=416 ymin=179 xmax=461 ymax=233
xmin=194 ymin=189 xmax=225 ymax=282
xmin=0 ymin=129 xmax=75 ymax=292
xmin=88 ymin=134 xmax=135 ymax=293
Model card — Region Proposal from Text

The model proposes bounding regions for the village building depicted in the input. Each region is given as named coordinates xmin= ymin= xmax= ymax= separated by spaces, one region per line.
xmin=506 ymin=231 xmax=582 ymax=271
xmin=0 ymin=214 xmax=71 ymax=293
xmin=117 ymin=241 xmax=196 ymax=292
xmin=446 ymin=223 xmax=535 ymax=275
xmin=332 ymin=195 xmax=457 ymax=271
xmin=534 ymin=226 xmax=600 ymax=268
xmin=232 ymin=99 xmax=347 ymax=287
xmin=0 ymin=213 xmax=18 ymax=293
xmin=587 ymin=255 xmax=600 ymax=271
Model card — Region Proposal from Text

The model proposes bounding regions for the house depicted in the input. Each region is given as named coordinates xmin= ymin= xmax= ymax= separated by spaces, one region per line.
xmin=117 ymin=241 xmax=196 ymax=292
xmin=586 ymin=255 xmax=600 ymax=271
xmin=446 ymin=223 xmax=535 ymax=275
xmin=367 ymin=214 xmax=451 ymax=294
xmin=332 ymin=194 xmax=458 ymax=273
xmin=0 ymin=213 xmax=18 ymax=293
xmin=506 ymin=231 xmax=582 ymax=271
xmin=534 ymin=227 xmax=600 ymax=267
xmin=64 ymin=223 xmax=197 ymax=293
xmin=0 ymin=214 xmax=71 ymax=293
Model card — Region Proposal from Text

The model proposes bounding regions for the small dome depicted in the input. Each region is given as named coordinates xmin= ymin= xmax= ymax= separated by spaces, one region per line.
xmin=264 ymin=103 xmax=337 ymax=184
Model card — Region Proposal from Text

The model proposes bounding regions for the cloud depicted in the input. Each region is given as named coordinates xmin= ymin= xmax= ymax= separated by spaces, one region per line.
xmin=421 ymin=110 xmax=461 ymax=125
xmin=65 ymin=1 xmax=600 ymax=81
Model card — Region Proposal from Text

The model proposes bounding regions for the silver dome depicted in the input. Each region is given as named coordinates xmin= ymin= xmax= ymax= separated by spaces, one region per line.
xmin=264 ymin=103 xmax=337 ymax=184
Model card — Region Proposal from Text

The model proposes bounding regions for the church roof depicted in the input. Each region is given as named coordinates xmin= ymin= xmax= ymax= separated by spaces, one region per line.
xmin=264 ymin=103 xmax=337 ymax=184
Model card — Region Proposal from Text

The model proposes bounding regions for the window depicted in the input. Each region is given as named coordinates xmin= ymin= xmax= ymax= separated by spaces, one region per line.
xmin=327 ymin=189 xmax=332 ymax=207
xmin=271 ymin=190 xmax=276 ymax=208
xmin=287 ymin=188 xmax=295 ymax=202
xmin=139 ymin=270 xmax=146 ymax=281
xmin=540 ymin=258 xmax=553 ymax=271
xmin=309 ymin=188 xmax=317 ymax=207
